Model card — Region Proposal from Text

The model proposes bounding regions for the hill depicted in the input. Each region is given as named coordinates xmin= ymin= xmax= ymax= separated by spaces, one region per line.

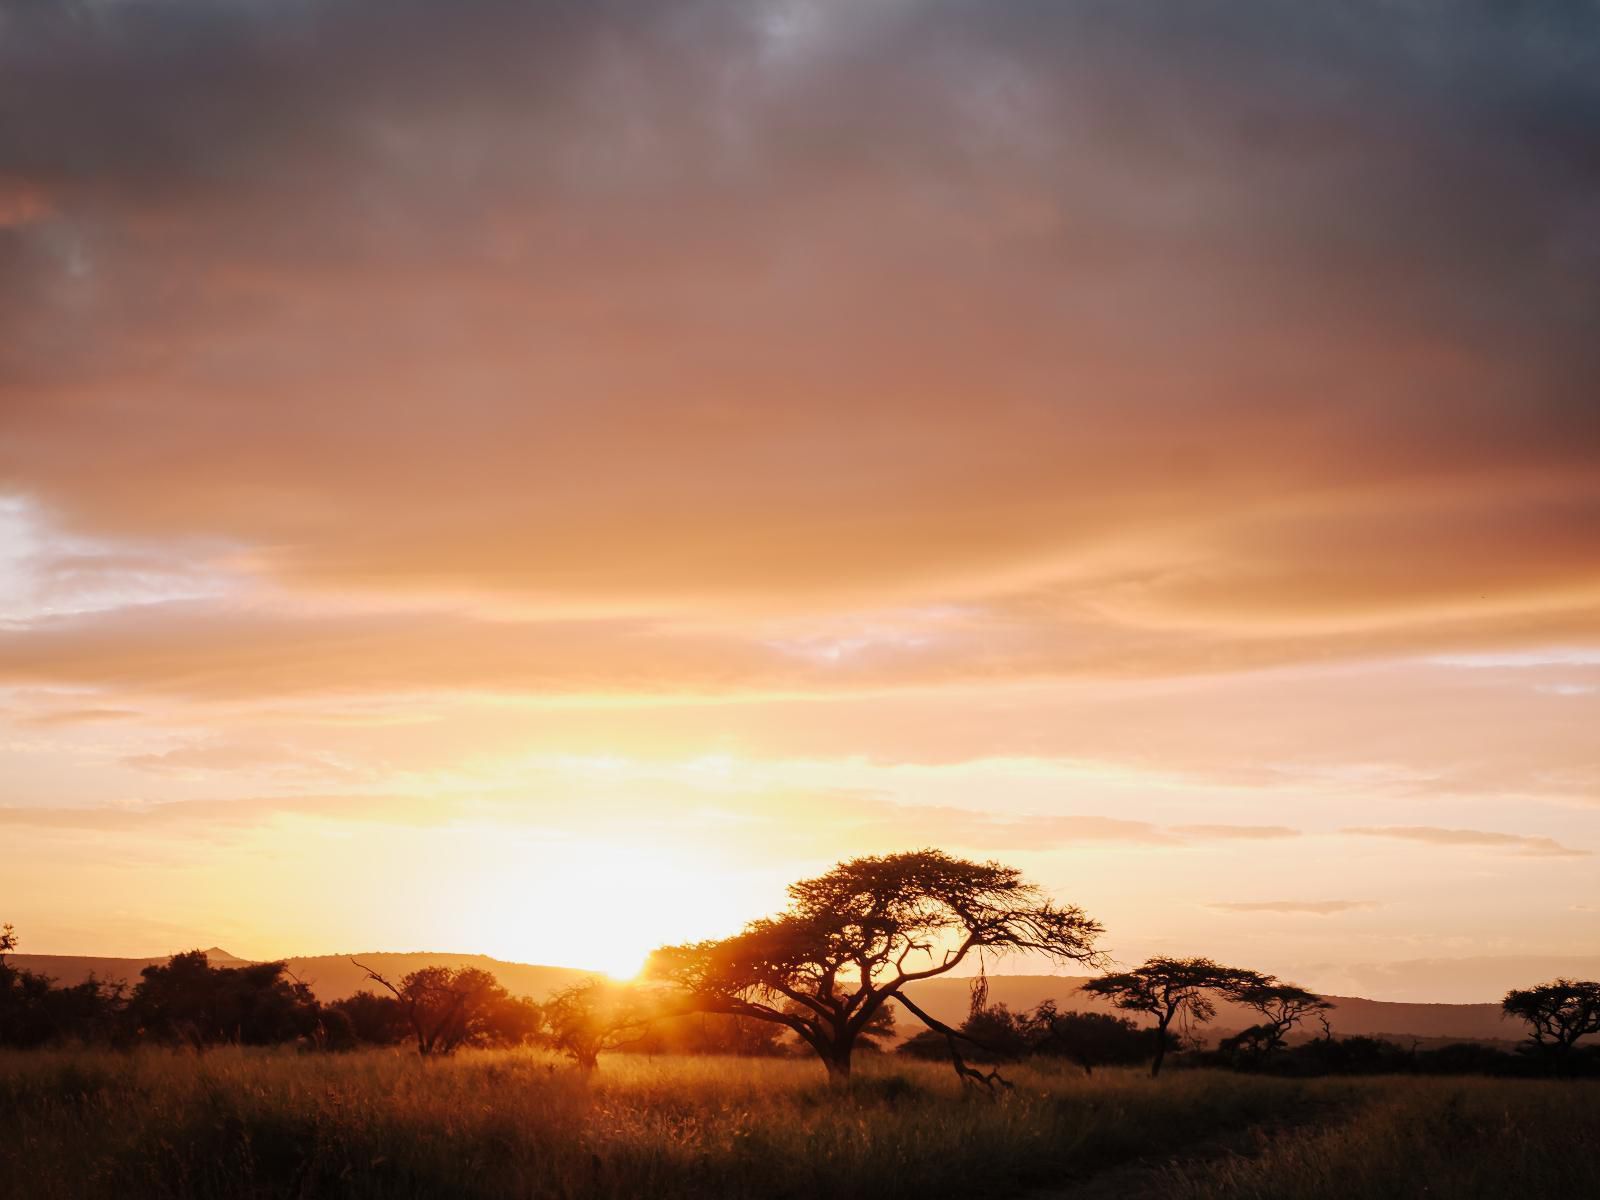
xmin=898 ymin=974 xmax=1519 ymax=1045
xmin=12 ymin=952 xmax=1520 ymax=1044
xmin=9 ymin=950 xmax=593 ymax=1003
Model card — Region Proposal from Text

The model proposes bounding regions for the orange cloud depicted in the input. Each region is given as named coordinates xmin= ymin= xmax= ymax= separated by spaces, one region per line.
xmin=1342 ymin=826 xmax=1591 ymax=858
xmin=1209 ymin=900 xmax=1379 ymax=915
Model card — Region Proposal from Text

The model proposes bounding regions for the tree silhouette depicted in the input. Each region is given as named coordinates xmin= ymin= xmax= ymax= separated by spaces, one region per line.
xmin=131 ymin=950 xmax=318 ymax=1048
xmin=899 ymin=999 xmax=1160 ymax=1077
xmin=0 ymin=925 xmax=125 ymax=1047
xmin=1027 ymin=1003 xmax=1166 ymax=1075
xmin=1082 ymin=957 xmax=1257 ymax=1077
xmin=353 ymin=962 xmax=539 ymax=1056
xmin=1502 ymin=979 xmax=1600 ymax=1054
xmin=649 ymin=849 xmax=1102 ymax=1083
xmin=1223 ymin=979 xmax=1332 ymax=1056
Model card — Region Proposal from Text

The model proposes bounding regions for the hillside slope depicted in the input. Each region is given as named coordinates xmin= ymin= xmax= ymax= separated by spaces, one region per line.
xmin=899 ymin=975 xmax=1519 ymax=1044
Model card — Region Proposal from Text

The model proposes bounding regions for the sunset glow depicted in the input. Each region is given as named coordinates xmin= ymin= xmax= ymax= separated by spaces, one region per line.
xmin=2 ymin=0 xmax=1597 ymax=1007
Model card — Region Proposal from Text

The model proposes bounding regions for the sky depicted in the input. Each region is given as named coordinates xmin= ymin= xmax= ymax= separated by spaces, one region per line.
xmin=1 ymin=0 xmax=1597 ymax=1002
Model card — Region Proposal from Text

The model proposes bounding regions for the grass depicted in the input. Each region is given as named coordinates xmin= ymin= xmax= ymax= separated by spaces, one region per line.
xmin=1 ymin=1049 xmax=1593 ymax=1199
xmin=1155 ymin=1075 xmax=1600 ymax=1199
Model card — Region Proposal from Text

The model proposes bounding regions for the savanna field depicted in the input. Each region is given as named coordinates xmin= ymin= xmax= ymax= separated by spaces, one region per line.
xmin=4 ymin=1049 xmax=1597 ymax=1200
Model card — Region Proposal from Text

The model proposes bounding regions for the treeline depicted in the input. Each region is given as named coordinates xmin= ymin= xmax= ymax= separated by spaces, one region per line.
xmin=0 ymin=931 xmax=829 ymax=1063
xmin=898 ymin=989 xmax=1600 ymax=1080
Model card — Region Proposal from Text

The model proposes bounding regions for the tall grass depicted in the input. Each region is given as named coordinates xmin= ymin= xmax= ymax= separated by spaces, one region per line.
xmin=1 ymin=1049 xmax=1590 ymax=1199
xmin=0 ymin=1049 xmax=1330 ymax=1199
xmin=1158 ymin=1075 xmax=1600 ymax=1199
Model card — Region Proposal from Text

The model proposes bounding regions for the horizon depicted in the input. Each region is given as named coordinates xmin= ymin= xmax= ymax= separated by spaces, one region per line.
xmin=3 ymin=0 xmax=1597 ymax=1012
xmin=9 ymin=940 xmax=1561 ymax=1017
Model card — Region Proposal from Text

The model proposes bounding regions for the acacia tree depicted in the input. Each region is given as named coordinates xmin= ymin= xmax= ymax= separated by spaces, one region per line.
xmin=1502 ymin=979 xmax=1600 ymax=1055
xmin=649 ymin=849 xmax=1103 ymax=1084
xmin=1224 ymin=979 xmax=1332 ymax=1056
xmin=1082 ymin=957 xmax=1259 ymax=1077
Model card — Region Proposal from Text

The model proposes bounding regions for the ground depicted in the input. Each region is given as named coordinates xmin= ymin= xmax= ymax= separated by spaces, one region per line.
xmin=3 ymin=1049 xmax=1596 ymax=1199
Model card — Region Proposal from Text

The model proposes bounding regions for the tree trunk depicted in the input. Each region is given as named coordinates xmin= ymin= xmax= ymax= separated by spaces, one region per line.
xmin=1150 ymin=1022 xmax=1169 ymax=1078
xmin=822 ymin=1038 xmax=854 ymax=1085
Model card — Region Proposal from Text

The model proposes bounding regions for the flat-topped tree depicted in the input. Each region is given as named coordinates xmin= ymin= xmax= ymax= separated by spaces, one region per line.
xmin=1082 ymin=957 xmax=1260 ymax=1077
xmin=1503 ymin=979 xmax=1600 ymax=1055
xmin=648 ymin=849 xmax=1103 ymax=1083
xmin=1224 ymin=978 xmax=1332 ymax=1055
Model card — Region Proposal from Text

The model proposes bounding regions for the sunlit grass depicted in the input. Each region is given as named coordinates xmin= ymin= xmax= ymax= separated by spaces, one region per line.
xmin=2 ymin=1048 xmax=1594 ymax=1199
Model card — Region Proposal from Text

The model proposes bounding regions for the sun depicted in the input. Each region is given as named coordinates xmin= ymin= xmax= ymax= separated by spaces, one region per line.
xmin=466 ymin=839 xmax=758 ymax=978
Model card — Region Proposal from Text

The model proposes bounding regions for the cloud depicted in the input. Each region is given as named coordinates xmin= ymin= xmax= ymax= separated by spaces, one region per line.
xmin=0 ymin=781 xmax=1295 ymax=857
xmin=119 ymin=740 xmax=365 ymax=781
xmin=1 ymin=591 xmax=1598 ymax=703
xmin=16 ymin=707 xmax=141 ymax=728
xmin=1209 ymin=899 xmax=1378 ymax=915
xmin=1172 ymin=824 xmax=1301 ymax=841
xmin=0 ymin=793 xmax=457 ymax=833
xmin=0 ymin=0 xmax=1593 ymax=662
xmin=1337 ymin=956 xmax=1600 ymax=1005
xmin=1342 ymin=825 xmax=1591 ymax=858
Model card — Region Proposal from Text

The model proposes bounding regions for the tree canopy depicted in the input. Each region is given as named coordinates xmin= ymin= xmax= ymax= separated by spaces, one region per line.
xmin=1082 ymin=957 xmax=1260 ymax=1076
xmin=130 ymin=951 xmax=320 ymax=1048
xmin=649 ymin=849 xmax=1103 ymax=1081
xmin=1502 ymin=979 xmax=1600 ymax=1054
xmin=353 ymin=962 xmax=541 ymax=1055
xmin=1223 ymin=979 xmax=1332 ymax=1056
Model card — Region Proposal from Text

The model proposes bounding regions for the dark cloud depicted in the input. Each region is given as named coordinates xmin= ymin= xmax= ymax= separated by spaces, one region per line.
xmin=0 ymin=0 xmax=1594 ymax=629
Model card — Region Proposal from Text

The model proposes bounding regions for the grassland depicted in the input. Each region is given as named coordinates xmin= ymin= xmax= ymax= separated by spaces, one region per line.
xmin=2 ymin=1048 xmax=1595 ymax=1199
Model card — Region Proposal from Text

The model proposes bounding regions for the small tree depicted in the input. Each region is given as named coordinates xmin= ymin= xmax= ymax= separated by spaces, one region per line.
xmin=1224 ymin=979 xmax=1332 ymax=1056
xmin=329 ymin=990 xmax=411 ymax=1045
xmin=1025 ymin=1003 xmax=1164 ymax=1076
xmin=541 ymin=978 xmax=654 ymax=1070
xmin=1502 ymin=979 xmax=1600 ymax=1054
xmin=354 ymin=962 xmax=539 ymax=1056
xmin=1082 ymin=957 xmax=1258 ymax=1077
xmin=650 ymin=849 xmax=1102 ymax=1084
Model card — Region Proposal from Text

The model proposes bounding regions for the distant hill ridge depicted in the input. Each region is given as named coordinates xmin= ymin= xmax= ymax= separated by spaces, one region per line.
xmin=10 ymin=950 xmax=593 ymax=1004
xmin=11 ymin=951 xmax=1521 ymax=1045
